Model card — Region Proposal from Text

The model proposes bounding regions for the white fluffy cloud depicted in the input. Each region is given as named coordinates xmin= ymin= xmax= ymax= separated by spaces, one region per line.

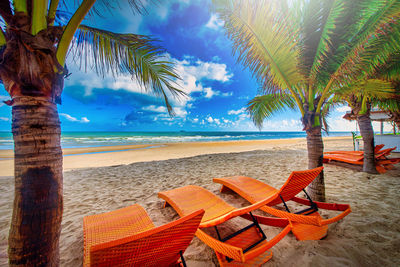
xmin=206 ymin=14 xmax=224 ymax=30
xmin=173 ymin=107 xmax=188 ymax=117
xmin=60 ymin=113 xmax=90 ymax=123
xmin=64 ymin=52 xmax=235 ymax=128
xmin=142 ymin=105 xmax=168 ymax=113
xmin=206 ymin=116 xmax=221 ymax=125
xmin=204 ymin=87 xmax=216 ymax=99
xmin=0 ymin=117 xmax=9 ymax=121
xmin=327 ymin=116 xmax=356 ymax=131
xmin=172 ymin=56 xmax=233 ymax=102
xmin=66 ymin=53 xmax=233 ymax=111
xmin=144 ymin=105 xmax=188 ymax=120
xmin=228 ymin=107 xmax=247 ymax=115
xmin=203 ymin=87 xmax=232 ymax=99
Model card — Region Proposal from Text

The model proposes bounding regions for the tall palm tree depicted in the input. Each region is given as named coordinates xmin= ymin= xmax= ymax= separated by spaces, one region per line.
xmin=337 ymin=52 xmax=400 ymax=173
xmin=212 ymin=0 xmax=400 ymax=201
xmin=333 ymin=80 xmax=395 ymax=173
xmin=0 ymin=1 xmax=183 ymax=266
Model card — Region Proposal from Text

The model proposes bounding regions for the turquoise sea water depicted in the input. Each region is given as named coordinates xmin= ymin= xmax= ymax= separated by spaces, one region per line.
xmin=0 ymin=131 xmax=351 ymax=150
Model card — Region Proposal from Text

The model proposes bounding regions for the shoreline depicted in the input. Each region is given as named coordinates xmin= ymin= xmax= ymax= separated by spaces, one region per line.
xmin=0 ymin=136 xmax=352 ymax=176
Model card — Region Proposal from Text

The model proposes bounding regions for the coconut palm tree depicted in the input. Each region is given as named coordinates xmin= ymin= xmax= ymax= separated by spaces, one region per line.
xmin=332 ymin=80 xmax=395 ymax=173
xmin=0 ymin=1 xmax=183 ymax=265
xmin=336 ymin=53 xmax=400 ymax=173
xmin=212 ymin=0 xmax=400 ymax=201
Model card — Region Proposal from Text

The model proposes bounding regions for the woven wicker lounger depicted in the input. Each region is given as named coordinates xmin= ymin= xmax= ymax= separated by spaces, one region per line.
xmin=323 ymin=146 xmax=399 ymax=173
xmin=158 ymin=185 xmax=292 ymax=266
xmin=213 ymin=167 xmax=351 ymax=241
xmin=83 ymin=204 xmax=204 ymax=267
xmin=324 ymin=144 xmax=385 ymax=156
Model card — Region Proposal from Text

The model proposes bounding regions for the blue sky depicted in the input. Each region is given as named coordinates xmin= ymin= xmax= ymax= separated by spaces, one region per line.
xmin=0 ymin=0 xmax=390 ymax=132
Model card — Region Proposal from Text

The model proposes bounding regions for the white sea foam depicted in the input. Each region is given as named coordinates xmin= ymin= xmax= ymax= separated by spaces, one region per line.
xmin=0 ymin=131 xmax=351 ymax=149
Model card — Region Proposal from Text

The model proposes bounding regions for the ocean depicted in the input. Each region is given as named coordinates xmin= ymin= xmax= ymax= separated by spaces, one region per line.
xmin=0 ymin=131 xmax=352 ymax=150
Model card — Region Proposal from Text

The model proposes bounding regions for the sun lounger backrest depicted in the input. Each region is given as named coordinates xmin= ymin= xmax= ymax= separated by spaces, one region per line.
xmin=374 ymin=144 xmax=385 ymax=153
xmin=375 ymin=147 xmax=396 ymax=158
xmin=270 ymin=167 xmax=324 ymax=206
xmin=89 ymin=209 xmax=204 ymax=267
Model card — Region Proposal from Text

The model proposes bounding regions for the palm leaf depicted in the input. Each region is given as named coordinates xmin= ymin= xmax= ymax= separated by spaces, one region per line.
xmin=377 ymin=61 xmax=400 ymax=81
xmin=316 ymin=0 xmax=400 ymax=111
xmin=62 ymin=0 xmax=150 ymax=18
xmin=330 ymin=0 xmax=400 ymax=87
xmin=71 ymin=24 xmax=185 ymax=115
xmin=320 ymin=99 xmax=340 ymax=133
xmin=301 ymin=0 xmax=345 ymax=84
xmin=377 ymin=97 xmax=400 ymax=113
xmin=359 ymin=22 xmax=400 ymax=78
xmin=213 ymin=0 xmax=305 ymax=109
xmin=364 ymin=41 xmax=400 ymax=82
xmin=247 ymin=93 xmax=297 ymax=128
xmin=333 ymin=79 xmax=395 ymax=100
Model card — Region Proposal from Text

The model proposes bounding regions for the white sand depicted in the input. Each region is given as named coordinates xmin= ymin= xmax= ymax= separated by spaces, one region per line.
xmin=0 ymin=137 xmax=399 ymax=266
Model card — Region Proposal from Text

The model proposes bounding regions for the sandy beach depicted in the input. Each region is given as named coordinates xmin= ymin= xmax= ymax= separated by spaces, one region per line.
xmin=0 ymin=136 xmax=399 ymax=266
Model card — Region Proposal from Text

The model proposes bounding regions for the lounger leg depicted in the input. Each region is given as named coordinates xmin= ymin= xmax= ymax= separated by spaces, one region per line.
xmin=216 ymin=212 xmax=268 ymax=254
xmin=163 ymin=201 xmax=171 ymax=208
xmin=279 ymin=195 xmax=291 ymax=213
xmin=179 ymin=250 xmax=187 ymax=267
xmin=280 ymin=192 xmax=319 ymax=215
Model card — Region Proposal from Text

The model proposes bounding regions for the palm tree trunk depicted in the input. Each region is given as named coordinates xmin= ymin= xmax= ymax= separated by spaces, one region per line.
xmin=306 ymin=126 xmax=325 ymax=202
xmin=8 ymin=96 xmax=63 ymax=266
xmin=357 ymin=114 xmax=377 ymax=174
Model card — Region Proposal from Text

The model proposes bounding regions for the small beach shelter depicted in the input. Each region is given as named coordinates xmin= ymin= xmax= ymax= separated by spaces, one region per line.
xmin=83 ymin=204 xmax=204 ymax=267
xmin=344 ymin=109 xmax=400 ymax=152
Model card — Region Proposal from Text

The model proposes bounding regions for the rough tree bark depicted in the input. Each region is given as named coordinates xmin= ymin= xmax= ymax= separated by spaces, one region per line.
xmin=0 ymin=12 xmax=65 ymax=266
xmin=305 ymin=126 xmax=325 ymax=202
xmin=8 ymin=97 xmax=63 ymax=266
xmin=357 ymin=114 xmax=377 ymax=173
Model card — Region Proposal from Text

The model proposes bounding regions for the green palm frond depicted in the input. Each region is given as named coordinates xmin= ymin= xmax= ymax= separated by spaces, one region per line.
xmin=360 ymin=22 xmax=400 ymax=78
xmin=377 ymin=97 xmax=400 ymax=113
xmin=373 ymin=52 xmax=400 ymax=81
xmin=307 ymin=0 xmax=370 ymax=90
xmin=213 ymin=0 xmax=305 ymax=112
xmin=378 ymin=63 xmax=400 ymax=81
xmin=247 ymin=93 xmax=297 ymax=128
xmin=72 ymin=24 xmax=184 ymax=115
xmin=316 ymin=0 xmax=400 ymax=111
xmin=301 ymin=0 xmax=345 ymax=83
xmin=320 ymin=99 xmax=339 ymax=133
xmin=330 ymin=0 xmax=400 ymax=86
xmin=375 ymin=81 xmax=400 ymax=113
xmin=333 ymin=79 xmax=395 ymax=99
xmin=63 ymin=0 xmax=149 ymax=18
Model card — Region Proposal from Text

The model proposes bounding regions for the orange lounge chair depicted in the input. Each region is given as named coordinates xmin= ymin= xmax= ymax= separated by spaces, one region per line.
xmin=158 ymin=185 xmax=292 ymax=266
xmin=324 ymin=144 xmax=385 ymax=156
xmin=323 ymin=146 xmax=399 ymax=173
xmin=213 ymin=167 xmax=351 ymax=241
xmin=324 ymin=144 xmax=396 ymax=160
xmin=83 ymin=204 xmax=204 ymax=267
